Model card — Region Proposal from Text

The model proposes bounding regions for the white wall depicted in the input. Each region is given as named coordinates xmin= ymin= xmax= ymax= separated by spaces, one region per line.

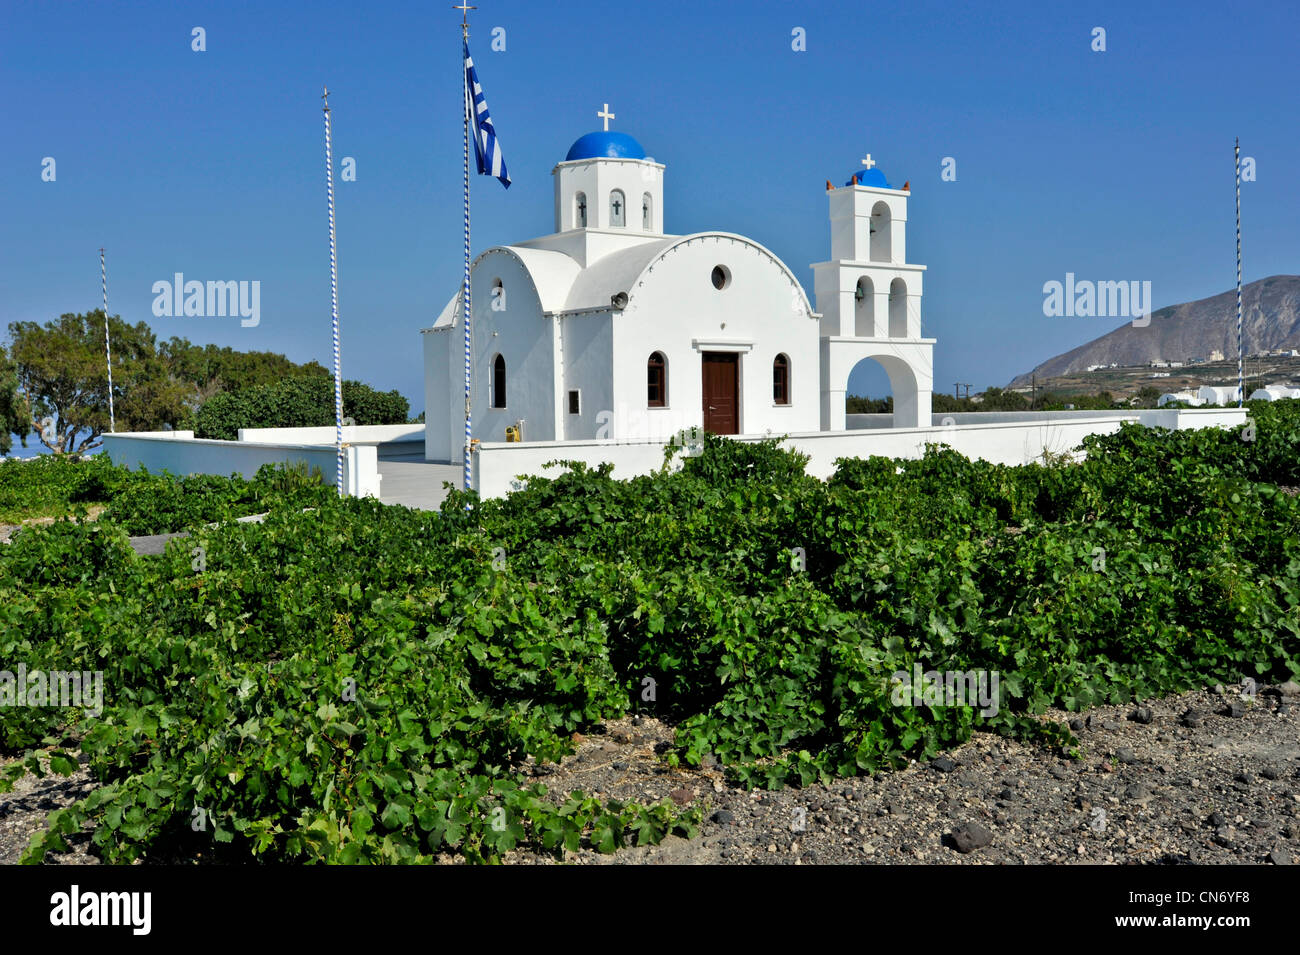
xmin=423 ymin=326 xmax=452 ymax=461
xmin=558 ymin=312 xmax=614 ymax=440
xmin=238 ymin=424 xmax=423 ymax=446
xmin=102 ymin=432 xmax=381 ymax=498
xmin=611 ymin=234 xmax=821 ymax=440
xmin=473 ymin=408 xmax=1248 ymax=499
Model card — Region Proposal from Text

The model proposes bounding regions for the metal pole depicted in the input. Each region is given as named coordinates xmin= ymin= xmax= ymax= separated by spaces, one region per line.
xmin=1235 ymin=138 xmax=1243 ymax=407
xmin=100 ymin=248 xmax=115 ymax=433
xmin=324 ymin=88 xmax=344 ymax=498
xmin=462 ymin=21 xmax=473 ymax=493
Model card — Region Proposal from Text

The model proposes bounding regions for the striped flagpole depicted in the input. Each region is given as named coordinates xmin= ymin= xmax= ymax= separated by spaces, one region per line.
xmin=462 ymin=20 xmax=473 ymax=493
xmin=323 ymin=88 xmax=344 ymax=498
xmin=100 ymin=248 xmax=115 ymax=433
xmin=1235 ymin=138 xmax=1243 ymax=407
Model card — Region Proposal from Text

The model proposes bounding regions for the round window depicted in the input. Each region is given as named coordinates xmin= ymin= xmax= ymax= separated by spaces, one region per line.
xmin=711 ymin=265 xmax=731 ymax=290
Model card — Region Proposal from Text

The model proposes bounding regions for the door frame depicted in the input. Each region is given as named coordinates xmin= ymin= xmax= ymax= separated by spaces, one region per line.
xmin=700 ymin=350 xmax=741 ymax=435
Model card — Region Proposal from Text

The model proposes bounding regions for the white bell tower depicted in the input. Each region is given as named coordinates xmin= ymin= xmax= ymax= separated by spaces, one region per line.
xmin=542 ymin=106 xmax=664 ymax=266
xmin=811 ymin=155 xmax=934 ymax=430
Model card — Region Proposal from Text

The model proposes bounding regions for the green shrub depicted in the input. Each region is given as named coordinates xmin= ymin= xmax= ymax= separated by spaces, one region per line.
xmin=195 ymin=377 xmax=410 ymax=440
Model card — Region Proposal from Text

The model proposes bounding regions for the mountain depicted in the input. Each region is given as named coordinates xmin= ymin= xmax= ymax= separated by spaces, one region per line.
xmin=1009 ymin=275 xmax=1300 ymax=387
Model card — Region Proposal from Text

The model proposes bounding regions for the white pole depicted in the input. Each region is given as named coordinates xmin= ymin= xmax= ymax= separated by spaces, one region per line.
xmin=100 ymin=248 xmax=115 ymax=434
xmin=324 ymin=88 xmax=344 ymax=497
xmin=462 ymin=23 xmax=473 ymax=493
xmin=1235 ymin=138 xmax=1243 ymax=407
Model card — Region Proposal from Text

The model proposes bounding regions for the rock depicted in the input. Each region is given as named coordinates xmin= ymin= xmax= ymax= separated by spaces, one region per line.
xmin=1209 ymin=811 xmax=1227 ymax=827
xmin=1277 ymin=681 xmax=1300 ymax=699
xmin=1234 ymin=772 xmax=1254 ymax=786
xmin=1124 ymin=783 xmax=1154 ymax=806
xmin=931 ymin=757 xmax=957 ymax=773
xmin=1100 ymin=720 xmax=1122 ymax=731
xmin=668 ymin=787 xmax=693 ymax=806
xmin=1214 ymin=825 xmax=1236 ymax=846
xmin=701 ymin=753 xmax=718 ymax=770
xmin=1000 ymin=788 xmax=1015 ymax=800
xmin=1130 ymin=707 xmax=1154 ymax=724
xmin=947 ymin=823 xmax=994 ymax=854
xmin=590 ymin=723 xmax=608 ymax=735
xmin=653 ymin=741 xmax=672 ymax=755
xmin=1268 ymin=848 xmax=1292 ymax=865
xmin=1225 ymin=702 xmax=1248 ymax=718
xmin=610 ymin=730 xmax=632 ymax=744
xmin=710 ymin=809 xmax=735 ymax=826
xmin=1115 ymin=747 xmax=1138 ymax=765
xmin=1262 ymin=767 xmax=1281 ymax=780
xmin=1069 ymin=718 xmax=1085 ymax=732
xmin=631 ymin=716 xmax=644 ymax=726
xmin=611 ymin=761 xmax=628 ymax=771
xmin=1182 ymin=709 xmax=1205 ymax=728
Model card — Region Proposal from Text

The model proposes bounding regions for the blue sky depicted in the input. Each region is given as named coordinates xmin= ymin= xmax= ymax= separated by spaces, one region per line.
xmin=2 ymin=0 xmax=1297 ymax=413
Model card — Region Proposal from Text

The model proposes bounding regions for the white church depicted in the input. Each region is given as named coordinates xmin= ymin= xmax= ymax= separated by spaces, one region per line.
xmin=422 ymin=116 xmax=934 ymax=463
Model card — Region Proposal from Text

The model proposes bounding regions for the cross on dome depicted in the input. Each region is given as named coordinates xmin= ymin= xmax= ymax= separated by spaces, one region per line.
xmin=861 ymin=154 xmax=876 ymax=170
xmin=597 ymin=103 xmax=616 ymax=131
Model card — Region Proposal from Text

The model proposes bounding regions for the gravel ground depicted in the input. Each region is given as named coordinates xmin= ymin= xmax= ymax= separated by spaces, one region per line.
xmin=3 ymin=682 xmax=1297 ymax=865
xmin=502 ymin=681 xmax=1300 ymax=865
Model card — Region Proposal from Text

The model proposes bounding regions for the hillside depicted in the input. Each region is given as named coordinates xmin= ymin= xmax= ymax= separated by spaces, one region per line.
xmin=1010 ymin=275 xmax=1300 ymax=387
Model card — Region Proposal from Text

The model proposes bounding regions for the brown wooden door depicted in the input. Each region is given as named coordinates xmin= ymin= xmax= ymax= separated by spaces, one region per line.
xmin=701 ymin=352 xmax=739 ymax=435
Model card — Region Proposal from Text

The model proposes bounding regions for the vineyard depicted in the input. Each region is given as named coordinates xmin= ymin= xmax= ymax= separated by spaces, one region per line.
xmin=2 ymin=402 xmax=1299 ymax=864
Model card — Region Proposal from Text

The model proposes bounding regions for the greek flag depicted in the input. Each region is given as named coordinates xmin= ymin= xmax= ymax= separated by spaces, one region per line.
xmin=464 ymin=41 xmax=510 ymax=188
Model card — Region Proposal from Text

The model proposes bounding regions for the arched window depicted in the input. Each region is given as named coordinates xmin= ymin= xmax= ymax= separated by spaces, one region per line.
xmin=647 ymin=351 xmax=666 ymax=407
xmin=854 ymin=277 xmax=874 ymax=336
xmin=491 ymin=354 xmax=507 ymax=408
xmin=574 ymin=191 xmax=587 ymax=228
xmin=888 ymin=278 xmax=908 ymax=337
xmin=610 ymin=189 xmax=626 ymax=227
xmin=870 ymin=201 xmax=892 ymax=262
xmin=642 ymin=192 xmax=652 ymax=230
xmin=773 ymin=354 xmax=790 ymax=405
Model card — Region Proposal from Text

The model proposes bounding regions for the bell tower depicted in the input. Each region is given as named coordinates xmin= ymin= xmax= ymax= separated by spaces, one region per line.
xmin=811 ymin=155 xmax=934 ymax=430
xmin=552 ymin=106 xmax=664 ymax=236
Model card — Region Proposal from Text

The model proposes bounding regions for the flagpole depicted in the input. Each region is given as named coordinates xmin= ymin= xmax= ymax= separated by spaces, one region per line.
xmin=100 ymin=248 xmax=115 ymax=433
xmin=1235 ymin=138 xmax=1243 ymax=407
xmin=324 ymin=87 xmax=344 ymax=498
xmin=461 ymin=11 xmax=474 ymax=493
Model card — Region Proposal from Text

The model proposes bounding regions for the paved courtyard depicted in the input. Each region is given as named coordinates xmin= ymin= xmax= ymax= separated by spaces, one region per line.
xmin=377 ymin=452 xmax=462 ymax=511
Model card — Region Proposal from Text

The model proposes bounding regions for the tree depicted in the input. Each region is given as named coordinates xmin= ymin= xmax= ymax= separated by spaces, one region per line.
xmin=0 ymin=345 xmax=29 ymax=455
xmin=977 ymin=387 xmax=1030 ymax=411
xmin=1130 ymin=386 xmax=1161 ymax=409
xmin=194 ymin=376 xmax=410 ymax=440
xmin=160 ymin=337 xmax=329 ymax=412
xmin=8 ymin=311 xmax=190 ymax=453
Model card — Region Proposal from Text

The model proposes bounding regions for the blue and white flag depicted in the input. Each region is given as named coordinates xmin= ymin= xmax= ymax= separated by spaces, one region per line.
xmin=464 ymin=41 xmax=510 ymax=188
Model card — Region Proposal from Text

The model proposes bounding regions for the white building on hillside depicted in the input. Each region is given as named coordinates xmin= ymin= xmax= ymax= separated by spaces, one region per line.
xmin=1198 ymin=385 xmax=1240 ymax=405
xmin=421 ymin=126 xmax=934 ymax=463
xmin=1158 ymin=391 xmax=1204 ymax=407
xmin=1249 ymin=384 xmax=1300 ymax=401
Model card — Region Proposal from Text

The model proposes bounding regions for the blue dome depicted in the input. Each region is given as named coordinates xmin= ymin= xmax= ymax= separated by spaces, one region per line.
xmin=846 ymin=167 xmax=891 ymax=188
xmin=565 ymin=131 xmax=647 ymax=162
